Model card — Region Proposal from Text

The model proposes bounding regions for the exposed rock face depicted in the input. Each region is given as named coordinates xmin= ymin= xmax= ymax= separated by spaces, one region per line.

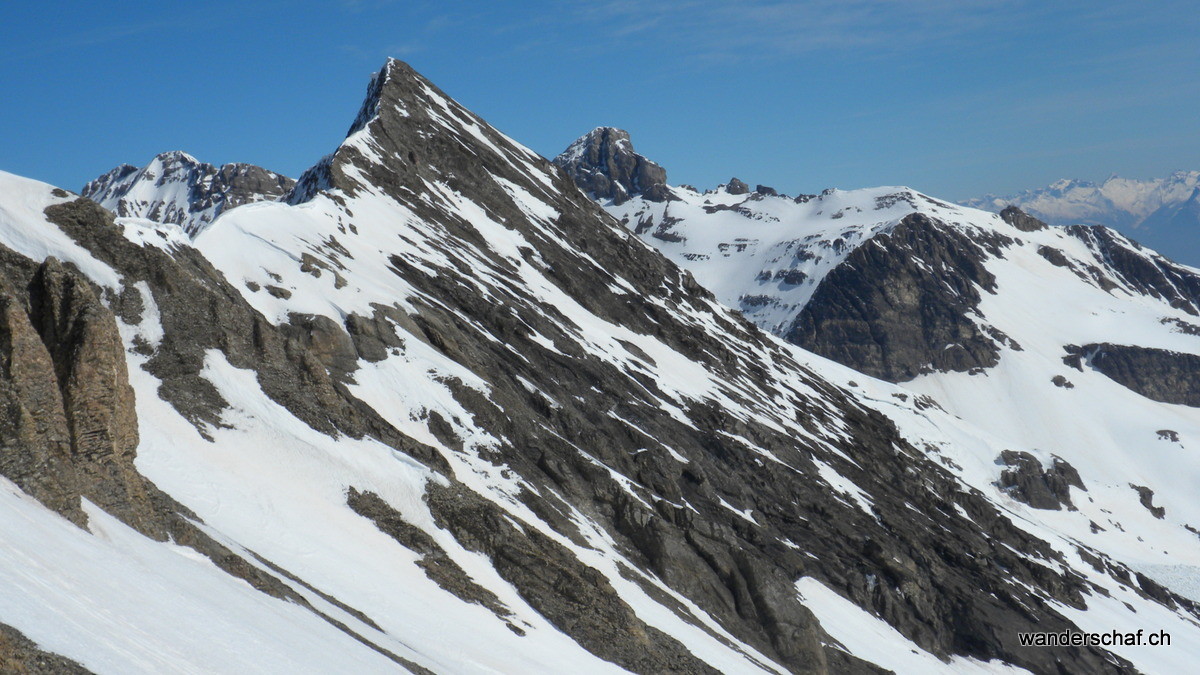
xmin=997 ymin=451 xmax=1085 ymax=510
xmin=0 ymin=252 xmax=157 ymax=528
xmin=1130 ymin=484 xmax=1166 ymax=519
xmin=552 ymin=127 xmax=672 ymax=204
xmin=998 ymin=205 xmax=1047 ymax=232
xmin=1070 ymin=342 xmax=1200 ymax=406
xmin=1064 ymin=225 xmax=1200 ymax=314
xmin=0 ymin=264 xmax=84 ymax=524
xmin=725 ymin=177 xmax=750 ymax=195
xmin=787 ymin=213 xmax=1004 ymax=382
xmin=29 ymin=256 xmax=153 ymax=529
xmin=82 ymin=151 xmax=294 ymax=236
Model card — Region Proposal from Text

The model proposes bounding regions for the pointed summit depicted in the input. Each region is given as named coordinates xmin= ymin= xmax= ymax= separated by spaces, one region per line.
xmin=553 ymin=127 xmax=672 ymax=205
xmin=289 ymin=58 xmax=570 ymax=211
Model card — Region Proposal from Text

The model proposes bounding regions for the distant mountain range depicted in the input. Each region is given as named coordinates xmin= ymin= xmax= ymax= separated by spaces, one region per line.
xmin=964 ymin=172 xmax=1200 ymax=265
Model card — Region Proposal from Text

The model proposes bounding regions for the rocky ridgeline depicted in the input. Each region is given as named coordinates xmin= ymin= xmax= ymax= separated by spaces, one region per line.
xmin=82 ymin=151 xmax=294 ymax=236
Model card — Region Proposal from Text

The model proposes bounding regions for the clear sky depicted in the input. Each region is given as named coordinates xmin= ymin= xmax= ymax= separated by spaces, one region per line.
xmin=2 ymin=1 xmax=1198 ymax=200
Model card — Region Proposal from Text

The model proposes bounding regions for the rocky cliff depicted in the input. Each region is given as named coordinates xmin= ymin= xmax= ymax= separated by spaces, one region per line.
xmin=552 ymin=127 xmax=672 ymax=204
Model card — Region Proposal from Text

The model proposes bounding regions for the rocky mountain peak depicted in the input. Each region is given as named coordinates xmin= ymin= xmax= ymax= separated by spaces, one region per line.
xmin=151 ymin=150 xmax=201 ymax=166
xmin=723 ymin=177 xmax=750 ymax=195
xmin=291 ymin=58 xmax=580 ymax=213
xmin=82 ymin=151 xmax=294 ymax=237
xmin=552 ymin=126 xmax=672 ymax=205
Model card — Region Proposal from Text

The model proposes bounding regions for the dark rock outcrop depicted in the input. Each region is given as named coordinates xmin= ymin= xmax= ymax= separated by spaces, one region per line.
xmin=997 ymin=451 xmax=1085 ymax=510
xmin=0 ymin=270 xmax=85 ymax=524
xmin=787 ymin=213 xmax=1005 ymax=382
xmin=552 ymin=127 xmax=672 ymax=204
xmin=1051 ymin=374 xmax=1075 ymax=388
xmin=0 ymin=254 xmax=156 ymax=529
xmin=726 ymin=177 xmax=750 ymax=195
xmin=1069 ymin=342 xmax=1200 ymax=406
xmin=0 ymin=622 xmax=91 ymax=674
xmin=26 ymin=258 xmax=148 ymax=525
xmin=999 ymin=205 xmax=1047 ymax=232
xmin=1130 ymin=484 xmax=1166 ymax=519
xmin=1065 ymin=225 xmax=1200 ymax=314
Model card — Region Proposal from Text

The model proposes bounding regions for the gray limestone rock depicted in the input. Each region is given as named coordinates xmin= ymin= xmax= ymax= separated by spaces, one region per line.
xmin=997 ymin=451 xmax=1085 ymax=510
xmin=787 ymin=213 xmax=1006 ymax=382
xmin=553 ymin=127 xmax=672 ymax=205
xmin=998 ymin=205 xmax=1047 ymax=232
xmin=1069 ymin=342 xmax=1200 ymax=406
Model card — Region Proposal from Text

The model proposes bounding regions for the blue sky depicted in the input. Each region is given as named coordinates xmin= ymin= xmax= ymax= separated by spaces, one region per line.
xmin=2 ymin=1 xmax=1198 ymax=200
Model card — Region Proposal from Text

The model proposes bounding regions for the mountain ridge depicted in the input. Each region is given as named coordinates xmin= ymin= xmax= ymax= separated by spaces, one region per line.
xmin=81 ymin=150 xmax=294 ymax=237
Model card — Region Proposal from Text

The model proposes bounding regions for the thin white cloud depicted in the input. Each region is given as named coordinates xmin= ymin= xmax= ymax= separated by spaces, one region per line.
xmin=558 ymin=0 xmax=1031 ymax=62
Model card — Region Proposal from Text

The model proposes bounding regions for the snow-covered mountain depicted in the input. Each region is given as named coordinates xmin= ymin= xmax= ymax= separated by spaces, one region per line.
xmin=1 ymin=62 xmax=1199 ymax=673
xmin=965 ymin=172 xmax=1200 ymax=265
xmin=81 ymin=151 xmax=294 ymax=237
xmin=562 ymin=127 xmax=1200 ymax=671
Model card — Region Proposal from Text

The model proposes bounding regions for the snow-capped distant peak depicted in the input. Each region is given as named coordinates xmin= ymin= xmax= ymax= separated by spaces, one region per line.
xmin=964 ymin=170 xmax=1200 ymax=263
xmin=82 ymin=152 xmax=295 ymax=237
